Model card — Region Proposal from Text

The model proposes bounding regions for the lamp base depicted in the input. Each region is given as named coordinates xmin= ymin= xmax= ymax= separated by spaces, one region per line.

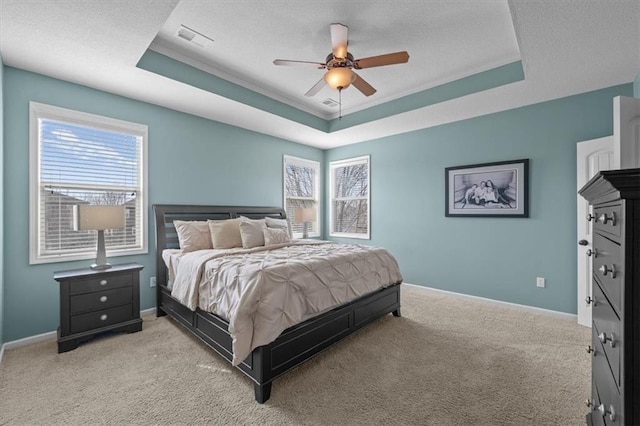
xmin=302 ymin=222 xmax=309 ymax=239
xmin=90 ymin=263 xmax=112 ymax=270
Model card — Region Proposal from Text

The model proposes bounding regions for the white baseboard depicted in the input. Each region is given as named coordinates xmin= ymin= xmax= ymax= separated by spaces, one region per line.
xmin=402 ymin=282 xmax=577 ymax=320
xmin=0 ymin=307 xmax=158 ymax=365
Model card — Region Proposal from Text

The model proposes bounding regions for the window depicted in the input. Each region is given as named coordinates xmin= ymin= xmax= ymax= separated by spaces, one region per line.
xmin=29 ymin=102 xmax=148 ymax=264
xmin=283 ymin=155 xmax=320 ymax=238
xmin=330 ymin=155 xmax=370 ymax=239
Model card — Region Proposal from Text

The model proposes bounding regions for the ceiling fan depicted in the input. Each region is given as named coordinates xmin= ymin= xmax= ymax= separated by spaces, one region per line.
xmin=273 ymin=23 xmax=410 ymax=98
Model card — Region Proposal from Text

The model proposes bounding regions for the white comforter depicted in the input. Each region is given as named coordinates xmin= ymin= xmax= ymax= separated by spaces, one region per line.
xmin=164 ymin=241 xmax=403 ymax=365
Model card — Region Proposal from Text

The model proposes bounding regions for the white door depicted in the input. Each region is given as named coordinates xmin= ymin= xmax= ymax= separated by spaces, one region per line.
xmin=613 ymin=96 xmax=640 ymax=169
xmin=577 ymin=137 xmax=613 ymax=327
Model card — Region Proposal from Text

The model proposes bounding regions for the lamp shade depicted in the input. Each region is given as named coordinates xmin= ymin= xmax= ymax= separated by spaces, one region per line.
xmin=324 ymin=68 xmax=355 ymax=90
xmin=74 ymin=205 xmax=125 ymax=231
xmin=294 ymin=208 xmax=316 ymax=223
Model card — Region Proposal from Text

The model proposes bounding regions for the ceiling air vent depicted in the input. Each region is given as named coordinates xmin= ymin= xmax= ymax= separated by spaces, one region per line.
xmin=321 ymin=98 xmax=339 ymax=108
xmin=177 ymin=25 xmax=214 ymax=48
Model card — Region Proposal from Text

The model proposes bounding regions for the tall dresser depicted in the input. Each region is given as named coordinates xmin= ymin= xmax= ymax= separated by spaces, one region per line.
xmin=579 ymin=168 xmax=640 ymax=426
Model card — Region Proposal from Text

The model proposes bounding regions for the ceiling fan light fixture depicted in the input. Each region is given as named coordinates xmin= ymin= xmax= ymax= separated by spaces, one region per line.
xmin=324 ymin=68 xmax=355 ymax=90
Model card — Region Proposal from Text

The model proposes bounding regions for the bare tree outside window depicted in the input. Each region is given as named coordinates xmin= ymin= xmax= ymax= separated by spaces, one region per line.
xmin=283 ymin=156 xmax=320 ymax=237
xmin=330 ymin=156 xmax=370 ymax=239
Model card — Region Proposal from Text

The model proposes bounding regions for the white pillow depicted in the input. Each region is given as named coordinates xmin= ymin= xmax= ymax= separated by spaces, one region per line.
xmin=208 ymin=218 xmax=244 ymax=249
xmin=173 ymin=220 xmax=213 ymax=252
xmin=264 ymin=227 xmax=291 ymax=246
xmin=239 ymin=219 xmax=266 ymax=248
xmin=264 ymin=217 xmax=292 ymax=238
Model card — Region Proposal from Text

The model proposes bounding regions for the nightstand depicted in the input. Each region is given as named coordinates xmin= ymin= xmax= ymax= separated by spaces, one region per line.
xmin=54 ymin=262 xmax=144 ymax=353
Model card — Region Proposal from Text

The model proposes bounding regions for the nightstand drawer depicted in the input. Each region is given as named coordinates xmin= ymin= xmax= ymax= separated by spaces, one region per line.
xmin=70 ymin=287 xmax=133 ymax=315
xmin=70 ymin=304 xmax=133 ymax=334
xmin=69 ymin=273 xmax=131 ymax=295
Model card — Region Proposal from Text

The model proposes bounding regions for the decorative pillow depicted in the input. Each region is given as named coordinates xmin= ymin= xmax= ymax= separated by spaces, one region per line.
xmin=264 ymin=217 xmax=292 ymax=238
xmin=239 ymin=219 xmax=266 ymax=249
xmin=263 ymin=227 xmax=291 ymax=246
xmin=173 ymin=220 xmax=213 ymax=252
xmin=208 ymin=218 xmax=244 ymax=249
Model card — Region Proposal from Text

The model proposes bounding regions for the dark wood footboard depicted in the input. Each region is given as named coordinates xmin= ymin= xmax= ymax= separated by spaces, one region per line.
xmin=153 ymin=204 xmax=402 ymax=403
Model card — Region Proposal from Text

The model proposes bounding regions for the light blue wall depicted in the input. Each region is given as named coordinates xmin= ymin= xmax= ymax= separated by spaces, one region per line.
xmin=2 ymin=67 xmax=323 ymax=342
xmin=326 ymin=84 xmax=633 ymax=314
xmin=0 ymin=55 xmax=4 ymax=344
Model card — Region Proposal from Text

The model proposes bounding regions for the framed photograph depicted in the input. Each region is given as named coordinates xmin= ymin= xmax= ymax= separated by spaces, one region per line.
xmin=445 ymin=159 xmax=529 ymax=217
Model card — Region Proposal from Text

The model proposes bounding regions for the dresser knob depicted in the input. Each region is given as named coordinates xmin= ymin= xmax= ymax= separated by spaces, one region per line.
xmin=586 ymin=214 xmax=597 ymax=222
xmin=585 ymin=296 xmax=594 ymax=305
xmin=586 ymin=248 xmax=598 ymax=257
xmin=585 ymin=398 xmax=594 ymax=408
xmin=99 ymin=296 xmax=108 ymax=303
xmin=599 ymin=264 xmax=617 ymax=278
xmin=598 ymin=332 xmax=616 ymax=348
xmin=100 ymin=314 xmax=108 ymax=321
xmin=100 ymin=279 xmax=108 ymax=286
xmin=597 ymin=404 xmax=616 ymax=422
xmin=586 ymin=345 xmax=595 ymax=355
xmin=598 ymin=212 xmax=616 ymax=226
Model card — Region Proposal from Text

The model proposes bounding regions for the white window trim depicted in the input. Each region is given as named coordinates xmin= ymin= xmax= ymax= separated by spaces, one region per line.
xmin=29 ymin=102 xmax=149 ymax=265
xmin=283 ymin=155 xmax=321 ymax=238
xmin=329 ymin=155 xmax=370 ymax=239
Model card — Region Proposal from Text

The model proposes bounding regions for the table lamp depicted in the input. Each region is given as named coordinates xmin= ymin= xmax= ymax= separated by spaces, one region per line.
xmin=74 ymin=205 xmax=125 ymax=270
xmin=294 ymin=208 xmax=316 ymax=239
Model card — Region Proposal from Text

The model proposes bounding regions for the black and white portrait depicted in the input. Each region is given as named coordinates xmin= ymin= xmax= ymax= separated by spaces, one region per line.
xmin=445 ymin=159 xmax=529 ymax=217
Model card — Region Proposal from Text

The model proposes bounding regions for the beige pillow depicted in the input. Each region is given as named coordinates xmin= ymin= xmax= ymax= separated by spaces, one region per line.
xmin=239 ymin=219 xmax=266 ymax=248
xmin=173 ymin=220 xmax=213 ymax=252
xmin=264 ymin=217 xmax=292 ymax=238
xmin=208 ymin=218 xmax=244 ymax=249
xmin=264 ymin=227 xmax=291 ymax=246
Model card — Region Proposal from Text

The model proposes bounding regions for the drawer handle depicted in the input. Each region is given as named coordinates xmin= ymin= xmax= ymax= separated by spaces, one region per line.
xmin=99 ymin=296 xmax=108 ymax=303
xmin=598 ymin=332 xmax=616 ymax=348
xmin=586 ymin=248 xmax=598 ymax=258
xmin=586 ymin=213 xmax=597 ymax=222
xmin=599 ymin=264 xmax=617 ymax=278
xmin=585 ymin=398 xmax=594 ymax=408
xmin=597 ymin=404 xmax=616 ymax=422
xmin=598 ymin=212 xmax=616 ymax=226
xmin=585 ymin=296 xmax=595 ymax=306
xmin=586 ymin=345 xmax=596 ymax=355
xmin=100 ymin=314 xmax=108 ymax=321
xmin=100 ymin=279 xmax=108 ymax=286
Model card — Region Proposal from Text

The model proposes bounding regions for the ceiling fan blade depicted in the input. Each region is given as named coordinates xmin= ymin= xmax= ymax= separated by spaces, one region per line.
xmin=304 ymin=78 xmax=327 ymax=97
xmin=352 ymin=72 xmax=376 ymax=97
xmin=354 ymin=51 xmax=410 ymax=69
xmin=330 ymin=23 xmax=348 ymax=59
xmin=273 ymin=59 xmax=326 ymax=69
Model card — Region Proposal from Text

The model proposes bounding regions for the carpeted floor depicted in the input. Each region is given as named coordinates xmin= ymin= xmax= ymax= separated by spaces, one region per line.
xmin=0 ymin=285 xmax=590 ymax=425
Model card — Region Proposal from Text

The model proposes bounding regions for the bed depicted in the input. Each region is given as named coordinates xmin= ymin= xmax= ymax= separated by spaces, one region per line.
xmin=153 ymin=204 xmax=402 ymax=403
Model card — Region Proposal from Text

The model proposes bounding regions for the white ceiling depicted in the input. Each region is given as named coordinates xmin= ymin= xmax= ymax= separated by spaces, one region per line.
xmin=0 ymin=1 xmax=638 ymax=149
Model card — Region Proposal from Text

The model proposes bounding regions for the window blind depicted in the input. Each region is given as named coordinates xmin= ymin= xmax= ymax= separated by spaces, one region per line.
xmin=330 ymin=156 xmax=370 ymax=238
xmin=283 ymin=156 xmax=320 ymax=237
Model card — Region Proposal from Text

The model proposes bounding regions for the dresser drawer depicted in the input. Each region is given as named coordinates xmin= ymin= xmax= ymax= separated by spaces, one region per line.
xmin=70 ymin=304 xmax=133 ymax=334
xmin=70 ymin=286 xmax=133 ymax=315
xmin=69 ymin=272 xmax=132 ymax=295
xmin=592 ymin=234 xmax=622 ymax=313
xmin=592 ymin=281 xmax=621 ymax=388
xmin=592 ymin=327 xmax=622 ymax=425
xmin=593 ymin=203 xmax=622 ymax=239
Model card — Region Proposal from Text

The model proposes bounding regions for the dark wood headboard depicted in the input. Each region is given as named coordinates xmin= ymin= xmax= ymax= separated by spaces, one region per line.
xmin=152 ymin=204 xmax=286 ymax=293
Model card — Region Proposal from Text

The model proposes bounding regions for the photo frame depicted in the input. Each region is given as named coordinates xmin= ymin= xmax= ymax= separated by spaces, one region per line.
xmin=445 ymin=159 xmax=529 ymax=217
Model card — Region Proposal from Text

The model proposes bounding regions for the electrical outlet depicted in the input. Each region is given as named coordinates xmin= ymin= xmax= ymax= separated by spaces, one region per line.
xmin=536 ymin=277 xmax=545 ymax=288
xmin=150 ymin=276 xmax=156 ymax=288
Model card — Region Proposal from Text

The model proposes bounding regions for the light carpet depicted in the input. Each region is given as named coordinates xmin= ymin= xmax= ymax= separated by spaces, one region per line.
xmin=0 ymin=285 xmax=590 ymax=425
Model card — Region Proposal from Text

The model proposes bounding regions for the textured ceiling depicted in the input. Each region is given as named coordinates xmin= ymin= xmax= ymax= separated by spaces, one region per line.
xmin=150 ymin=1 xmax=520 ymax=119
xmin=0 ymin=0 xmax=638 ymax=149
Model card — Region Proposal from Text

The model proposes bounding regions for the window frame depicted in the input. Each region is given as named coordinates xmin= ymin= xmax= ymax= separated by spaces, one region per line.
xmin=29 ymin=102 xmax=148 ymax=265
xmin=283 ymin=155 xmax=321 ymax=239
xmin=329 ymin=155 xmax=371 ymax=240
